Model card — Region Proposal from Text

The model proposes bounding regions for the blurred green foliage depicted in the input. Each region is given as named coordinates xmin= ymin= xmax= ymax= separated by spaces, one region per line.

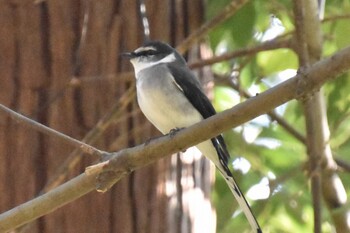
xmin=205 ymin=0 xmax=350 ymax=232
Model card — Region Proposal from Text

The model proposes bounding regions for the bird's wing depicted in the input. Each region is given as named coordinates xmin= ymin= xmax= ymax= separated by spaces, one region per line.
xmin=167 ymin=65 xmax=216 ymax=118
xmin=167 ymin=64 xmax=229 ymax=163
xmin=167 ymin=64 xmax=262 ymax=233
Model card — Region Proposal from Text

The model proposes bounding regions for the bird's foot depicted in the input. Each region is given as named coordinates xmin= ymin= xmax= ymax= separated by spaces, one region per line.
xmin=168 ymin=127 xmax=187 ymax=152
xmin=168 ymin=127 xmax=184 ymax=137
xmin=144 ymin=135 xmax=163 ymax=146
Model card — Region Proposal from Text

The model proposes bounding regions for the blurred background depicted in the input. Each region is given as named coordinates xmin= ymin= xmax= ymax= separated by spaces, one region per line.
xmin=0 ymin=0 xmax=349 ymax=232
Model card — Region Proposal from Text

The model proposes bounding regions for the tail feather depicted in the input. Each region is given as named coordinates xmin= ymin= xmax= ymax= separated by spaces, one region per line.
xmin=216 ymin=164 xmax=262 ymax=233
xmin=196 ymin=138 xmax=262 ymax=232
xmin=212 ymin=137 xmax=262 ymax=233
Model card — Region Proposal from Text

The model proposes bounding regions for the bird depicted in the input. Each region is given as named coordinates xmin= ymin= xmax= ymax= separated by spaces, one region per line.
xmin=123 ymin=41 xmax=262 ymax=233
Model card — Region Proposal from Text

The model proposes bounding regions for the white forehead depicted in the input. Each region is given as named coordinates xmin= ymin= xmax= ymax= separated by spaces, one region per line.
xmin=134 ymin=46 xmax=156 ymax=53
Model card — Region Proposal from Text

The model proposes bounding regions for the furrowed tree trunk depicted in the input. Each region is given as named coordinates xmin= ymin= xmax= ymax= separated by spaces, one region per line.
xmin=0 ymin=0 xmax=214 ymax=233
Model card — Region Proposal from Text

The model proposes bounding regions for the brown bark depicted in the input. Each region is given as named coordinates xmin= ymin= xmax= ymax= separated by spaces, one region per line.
xmin=0 ymin=0 xmax=212 ymax=233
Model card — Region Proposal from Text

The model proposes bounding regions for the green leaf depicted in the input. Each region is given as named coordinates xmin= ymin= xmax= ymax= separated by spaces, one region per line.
xmin=257 ymin=49 xmax=298 ymax=75
xmin=208 ymin=1 xmax=256 ymax=49
xmin=213 ymin=86 xmax=240 ymax=112
xmin=334 ymin=19 xmax=350 ymax=50
xmin=205 ymin=1 xmax=350 ymax=232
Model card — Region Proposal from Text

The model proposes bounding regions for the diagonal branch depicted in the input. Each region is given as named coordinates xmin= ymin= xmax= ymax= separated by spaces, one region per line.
xmin=217 ymin=74 xmax=350 ymax=175
xmin=13 ymin=86 xmax=136 ymax=233
xmin=0 ymin=45 xmax=349 ymax=232
xmin=189 ymin=37 xmax=292 ymax=69
xmin=0 ymin=104 xmax=102 ymax=158
xmin=176 ymin=0 xmax=249 ymax=54
xmin=40 ymin=85 xmax=135 ymax=193
xmin=215 ymin=74 xmax=306 ymax=144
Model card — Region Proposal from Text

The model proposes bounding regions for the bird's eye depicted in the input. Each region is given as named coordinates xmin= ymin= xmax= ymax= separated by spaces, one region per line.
xmin=137 ymin=50 xmax=157 ymax=57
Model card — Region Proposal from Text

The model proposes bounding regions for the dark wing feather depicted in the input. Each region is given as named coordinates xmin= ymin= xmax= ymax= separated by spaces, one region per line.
xmin=167 ymin=63 xmax=262 ymax=232
xmin=167 ymin=65 xmax=215 ymax=118
xmin=167 ymin=64 xmax=230 ymax=164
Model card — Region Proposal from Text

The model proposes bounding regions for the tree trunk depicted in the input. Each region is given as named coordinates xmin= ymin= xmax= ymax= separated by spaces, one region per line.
xmin=0 ymin=0 xmax=214 ymax=232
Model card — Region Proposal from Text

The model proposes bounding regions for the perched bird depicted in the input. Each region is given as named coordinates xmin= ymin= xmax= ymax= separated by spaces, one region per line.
xmin=123 ymin=41 xmax=261 ymax=233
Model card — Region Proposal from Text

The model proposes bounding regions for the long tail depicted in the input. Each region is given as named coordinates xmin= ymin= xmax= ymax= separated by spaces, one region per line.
xmin=212 ymin=137 xmax=262 ymax=233
xmin=217 ymin=164 xmax=262 ymax=233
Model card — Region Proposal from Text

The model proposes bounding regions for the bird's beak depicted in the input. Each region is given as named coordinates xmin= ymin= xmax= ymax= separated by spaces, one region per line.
xmin=121 ymin=52 xmax=136 ymax=59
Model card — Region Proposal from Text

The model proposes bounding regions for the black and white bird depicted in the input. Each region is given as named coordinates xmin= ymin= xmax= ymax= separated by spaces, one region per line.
xmin=123 ymin=41 xmax=261 ymax=233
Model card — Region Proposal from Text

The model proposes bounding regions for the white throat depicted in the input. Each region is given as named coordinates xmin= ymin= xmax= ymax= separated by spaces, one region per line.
xmin=131 ymin=53 xmax=176 ymax=76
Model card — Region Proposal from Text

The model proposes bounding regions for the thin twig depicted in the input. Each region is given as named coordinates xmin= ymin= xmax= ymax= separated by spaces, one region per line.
xmin=176 ymin=0 xmax=249 ymax=54
xmin=42 ymin=86 xmax=135 ymax=193
xmin=215 ymin=74 xmax=306 ymax=144
xmin=1 ymin=44 xmax=350 ymax=232
xmin=15 ymin=86 xmax=136 ymax=233
xmin=189 ymin=37 xmax=292 ymax=69
xmin=334 ymin=158 xmax=350 ymax=173
xmin=0 ymin=104 xmax=103 ymax=158
xmin=97 ymin=46 xmax=350 ymax=191
xmin=322 ymin=13 xmax=350 ymax=23
xmin=180 ymin=10 xmax=348 ymax=63
xmin=217 ymin=74 xmax=350 ymax=174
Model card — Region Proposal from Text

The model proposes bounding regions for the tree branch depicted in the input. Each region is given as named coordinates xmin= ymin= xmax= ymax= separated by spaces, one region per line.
xmin=176 ymin=0 xmax=249 ymax=54
xmin=0 ymin=104 xmax=102 ymax=158
xmin=215 ymin=74 xmax=306 ymax=144
xmin=334 ymin=158 xmax=350 ymax=173
xmin=40 ymin=85 xmax=135 ymax=193
xmin=189 ymin=37 xmax=292 ymax=69
xmin=322 ymin=13 xmax=350 ymax=23
xmin=293 ymin=1 xmax=349 ymax=232
xmin=216 ymin=74 xmax=350 ymax=173
xmin=293 ymin=2 xmax=323 ymax=232
xmin=1 ymin=45 xmax=349 ymax=232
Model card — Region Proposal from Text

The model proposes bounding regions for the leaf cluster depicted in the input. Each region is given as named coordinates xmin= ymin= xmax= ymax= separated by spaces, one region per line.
xmin=206 ymin=0 xmax=350 ymax=232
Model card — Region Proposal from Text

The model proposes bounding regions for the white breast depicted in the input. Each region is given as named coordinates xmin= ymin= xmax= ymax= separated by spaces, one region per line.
xmin=135 ymin=64 xmax=222 ymax=174
xmin=136 ymin=67 xmax=203 ymax=134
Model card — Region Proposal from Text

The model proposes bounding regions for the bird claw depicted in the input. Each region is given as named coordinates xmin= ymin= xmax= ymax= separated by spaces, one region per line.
xmin=168 ymin=127 xmax=183 ymax=137
xmin=168 ymin=128 xmax=187 ymax=152
xmin=144 ymin=135 xmax=163 ymax=146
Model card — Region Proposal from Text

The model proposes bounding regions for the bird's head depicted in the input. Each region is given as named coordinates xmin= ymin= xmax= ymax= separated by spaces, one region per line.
xmin=122 ymin=41 xmax=185 ymax=74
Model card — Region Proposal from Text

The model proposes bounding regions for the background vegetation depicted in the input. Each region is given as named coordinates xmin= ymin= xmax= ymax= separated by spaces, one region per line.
xmin=0 ymin=0 xmax=349 ymax=233
xmin=207 ymin=1 xmax=350 ymax=232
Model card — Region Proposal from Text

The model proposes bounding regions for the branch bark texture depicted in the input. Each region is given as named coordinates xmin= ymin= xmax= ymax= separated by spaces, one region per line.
xmin=1 ymin=45 xmax=350 ymax=232
xmin=293 ymin=1 xmax=349 ymax=232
